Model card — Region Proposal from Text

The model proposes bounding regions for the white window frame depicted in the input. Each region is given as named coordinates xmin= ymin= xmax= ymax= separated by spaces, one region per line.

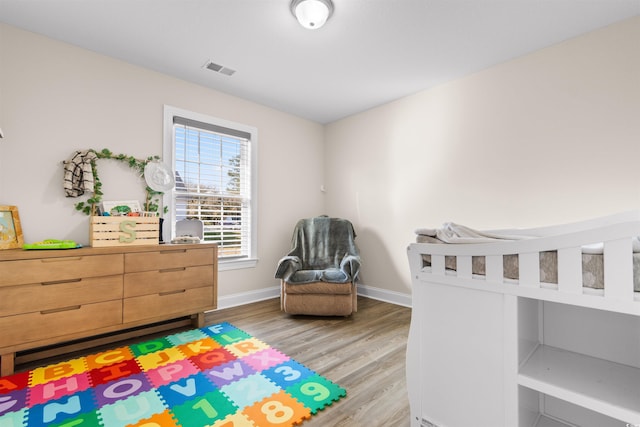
xmin=163 ymin=105 xmax=258 ymax=270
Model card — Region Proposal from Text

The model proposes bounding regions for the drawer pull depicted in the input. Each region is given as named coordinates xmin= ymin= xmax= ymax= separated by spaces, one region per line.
xmin=40 ymin=305 xmax=82 ymax=315
xmin=41 ymin=257 xmax=83 ymax=263
xmin=159 ymin=289 xmax=186 ymax=296
xmin=41 ymin=278 xmax=82 ymax=286
xmin=159 ymin=267 xmax=187 ymax=273
xmin=160 ymin=249 xmax=187 ymax=254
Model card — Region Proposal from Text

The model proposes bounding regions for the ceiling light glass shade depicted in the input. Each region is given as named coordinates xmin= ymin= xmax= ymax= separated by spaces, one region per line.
xmin=291 ymin=0 xmax=334 ymax=30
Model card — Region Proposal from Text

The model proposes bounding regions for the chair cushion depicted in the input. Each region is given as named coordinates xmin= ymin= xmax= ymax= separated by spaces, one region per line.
xmin=283 ymin=281 xmax=353 ymax=295
xmin=289 ymin=268 xmax=348 ymax=284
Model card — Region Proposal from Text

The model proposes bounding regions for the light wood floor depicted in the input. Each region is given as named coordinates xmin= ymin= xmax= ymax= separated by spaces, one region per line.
xmin=18 ymin=296 xmax=412 ymax=427
xmin=204 ymin=297 xmax=412 ymax=427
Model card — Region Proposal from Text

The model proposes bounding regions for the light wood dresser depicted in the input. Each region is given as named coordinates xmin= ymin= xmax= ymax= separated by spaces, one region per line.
xmin=0 ymin=243 xmax=217 ymax=375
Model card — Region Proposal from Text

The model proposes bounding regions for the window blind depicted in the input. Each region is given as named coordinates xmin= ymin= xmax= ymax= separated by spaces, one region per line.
xmin=173 ymin=116 xmax=252 ymax=258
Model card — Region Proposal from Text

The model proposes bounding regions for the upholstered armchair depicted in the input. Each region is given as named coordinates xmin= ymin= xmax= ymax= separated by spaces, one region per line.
xmin=275 ymin=216 xmax=360 ymax=316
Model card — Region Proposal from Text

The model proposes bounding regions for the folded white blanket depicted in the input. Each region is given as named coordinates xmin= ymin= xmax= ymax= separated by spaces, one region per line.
xmin=415 ymin=222 xmax=640 ymax=253
xmin=415 ymin=222 xmax=532 ymax=244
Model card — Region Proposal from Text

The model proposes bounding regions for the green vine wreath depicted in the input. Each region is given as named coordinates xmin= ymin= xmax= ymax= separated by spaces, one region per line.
xmin=74 ymin=148 xmax=168 ymax=216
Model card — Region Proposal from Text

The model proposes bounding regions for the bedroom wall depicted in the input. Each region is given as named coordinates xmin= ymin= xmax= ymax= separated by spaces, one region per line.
xmin=324 ymin=17 xmax=640 ymax=299
xmin=0 ymin=23 xmax=325 ymax=301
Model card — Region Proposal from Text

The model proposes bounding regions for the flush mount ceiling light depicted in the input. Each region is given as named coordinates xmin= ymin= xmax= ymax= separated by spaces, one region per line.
xmin=291 ymin=0 xmax=334 ymax=30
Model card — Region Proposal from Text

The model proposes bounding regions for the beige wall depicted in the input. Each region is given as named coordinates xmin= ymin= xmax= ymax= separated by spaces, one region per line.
xmin=324 ymin=17 xmax=640 ymax=297
xmin=2 ymin=17 xmax=638 ymax=304
xmin=0 ymin=24 xmax=325 ymax=299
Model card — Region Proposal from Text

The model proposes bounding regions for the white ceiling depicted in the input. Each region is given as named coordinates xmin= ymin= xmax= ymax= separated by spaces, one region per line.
xmin=1 ymin=0 xmax=638 ymax=124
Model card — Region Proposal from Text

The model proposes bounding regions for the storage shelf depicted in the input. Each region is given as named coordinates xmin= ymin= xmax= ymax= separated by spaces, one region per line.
xmin=519 ymin=344 xmax=640 ymax=424
xmin=534 ymin=415 xmax=570 ymax=427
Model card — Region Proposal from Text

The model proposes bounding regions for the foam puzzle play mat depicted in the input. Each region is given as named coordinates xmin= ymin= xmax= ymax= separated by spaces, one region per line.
xmin=0 ymin=322 xmax=346 ymax=426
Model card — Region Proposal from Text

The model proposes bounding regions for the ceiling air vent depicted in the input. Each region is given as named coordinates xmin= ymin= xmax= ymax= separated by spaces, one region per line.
xmin=204 ymin=60 xmax=236 ymax=76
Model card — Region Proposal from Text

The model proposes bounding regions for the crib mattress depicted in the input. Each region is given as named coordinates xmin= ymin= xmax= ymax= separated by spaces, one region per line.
xmin=416 ymin=234 xmax=640 ymax=292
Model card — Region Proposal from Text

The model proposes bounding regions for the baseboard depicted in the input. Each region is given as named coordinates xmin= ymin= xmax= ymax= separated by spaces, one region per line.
xmin=356 ymin=284 xmax=412 ymax=308
xmin=214 ymin=284 xmax=412 ymax=310
xmin=216 ymin=286 xmax=280 ymax=310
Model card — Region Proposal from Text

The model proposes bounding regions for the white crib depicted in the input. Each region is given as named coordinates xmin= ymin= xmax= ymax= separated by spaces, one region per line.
xmin=406 ymin=211 xmax=640 ymax=427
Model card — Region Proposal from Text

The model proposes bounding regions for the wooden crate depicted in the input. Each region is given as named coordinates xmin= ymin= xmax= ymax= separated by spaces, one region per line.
xmin=90 ymin=216 xmax=159 ymax=247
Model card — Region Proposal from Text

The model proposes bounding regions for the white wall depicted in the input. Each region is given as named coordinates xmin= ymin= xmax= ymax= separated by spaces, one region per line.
xmin=0 ymin=24 xmax=325 ymax=299
xmin=324 ymin=17 xmax=640 ymax=297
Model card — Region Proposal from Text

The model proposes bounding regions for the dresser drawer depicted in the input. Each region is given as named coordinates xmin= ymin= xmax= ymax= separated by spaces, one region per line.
xmin=123 ymin=286 xmax=214 ymax=323
xmin=124 ymin=248 xmax=214 ymax=273
xmin=124 ymin=265 xmax=213 ymax=297
xmin=0 ymin=300 xmax=123 ymax=349
xmin=0 ymin=254 xmax=123 ymax=287
xmin=0 ymin=275 xmax=123 ymax=317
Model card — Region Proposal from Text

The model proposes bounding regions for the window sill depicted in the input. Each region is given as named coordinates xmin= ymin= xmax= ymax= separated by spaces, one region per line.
xmin=218 ymin=258 xmax=258 ymax=271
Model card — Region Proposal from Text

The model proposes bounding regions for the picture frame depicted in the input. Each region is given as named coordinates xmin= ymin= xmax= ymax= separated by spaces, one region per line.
xmin=0 ymin=205 xmax=24 ymax=250
xmin=101 ymin=200 xmax=142 ymax=216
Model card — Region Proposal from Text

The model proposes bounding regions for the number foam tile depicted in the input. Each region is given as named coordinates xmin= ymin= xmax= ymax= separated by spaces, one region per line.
xmin=170 ymin=389 xmax=238 ymax=427
xmin=241 ymin=389 xmax=311 ymax=427
xmin=286 ymin=374 xmax=347 ymax=415
xmin=261 ymin=360 xmax=315 ymax=389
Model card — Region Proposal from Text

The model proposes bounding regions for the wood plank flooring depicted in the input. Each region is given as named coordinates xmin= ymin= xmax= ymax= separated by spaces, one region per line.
xmin=17 ymin=296 xmax=412 ymax=427
xmin=204 ymin=297 xmax=412 ymax=427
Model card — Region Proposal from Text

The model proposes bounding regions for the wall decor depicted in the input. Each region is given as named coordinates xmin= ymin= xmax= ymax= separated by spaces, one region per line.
xmin=66 ymin=148 xmax=170 ymax=216
xmin=0 ymin=206 xmax=24 ymax=250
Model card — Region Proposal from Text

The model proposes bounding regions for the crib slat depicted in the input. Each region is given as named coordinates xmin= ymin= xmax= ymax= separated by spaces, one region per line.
xmin=486 ymin=255 xmax=503 ymax=282
xmin=557 ymin=247 xmax=582 ymax=294
xmin=432 ymin=254 xmax=446 ymax=276
xmin=457 ymin=255 xmax=472 ymax=279
xmin=604 ymin=239 xmax=633 ymax=301
xmin=519 ymin=253 xmax=540 ymax=287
